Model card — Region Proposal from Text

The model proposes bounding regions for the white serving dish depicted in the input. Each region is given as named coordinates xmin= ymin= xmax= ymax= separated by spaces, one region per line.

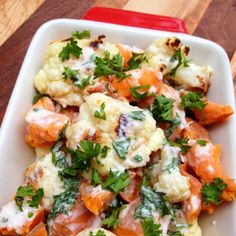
xmin=0 ymin=19 xmax=235 ymax=235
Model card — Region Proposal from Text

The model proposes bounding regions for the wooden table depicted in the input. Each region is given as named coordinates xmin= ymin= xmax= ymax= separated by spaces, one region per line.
xmin=0 ymin=0 xmax=235 ymax=124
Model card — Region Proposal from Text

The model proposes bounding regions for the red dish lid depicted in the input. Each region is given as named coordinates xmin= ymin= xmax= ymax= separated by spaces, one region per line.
xmin=83 ymin=7 xmax=187 ymax=33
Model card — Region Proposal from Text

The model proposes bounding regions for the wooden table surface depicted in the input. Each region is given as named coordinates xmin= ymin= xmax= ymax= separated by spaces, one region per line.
xmin=0 ymin=0 xmax=236 ymax=124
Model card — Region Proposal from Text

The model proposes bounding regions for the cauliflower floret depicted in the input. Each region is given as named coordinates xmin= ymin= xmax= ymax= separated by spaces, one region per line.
xmin=66 ymin=93 xmax=164 ymax=175
xmin=144 ymin=37 xmax=212 ymax=93
xmin=154 ymin=144 xmax=190 ymax=203
xmin=34 ymin=39 xmax=119 ymax=107
xmin=24 ymin=153 xmax=64 ymax=210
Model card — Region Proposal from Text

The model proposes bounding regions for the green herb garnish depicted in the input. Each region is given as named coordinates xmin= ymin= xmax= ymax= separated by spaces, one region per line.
xmin=59 ymin=38 xmax=82 ymax=61
xmin=72 ymin=30 xmax=90 ymax=40
xmin=112 ymin=137 xmax=130 ymax=160
xmin=128 ymin=110 xmax=145 ymax=121
xmin=201 ymin=178 xmax=227 ymax=205
xmin=91 ymin=168 xmax=102 ymax=187
xmin=89 ymin=230 xmax=106 ymax=236
xmin=168 ymin=137 xmax=191 ymax=154
xmin=130 ymin=85 xmax=150 ymax=101
xmin=180 ymin=91 xmax=207 ymax=112
xmin=169 ymin=48 xmax=190 ymax=77
xmin=94 ymin=102 xmax=106 ymax=120
xmin=133 ymin=154 xmax=143 ymax=162
xmin=142 ymin=218 xmax=163 ymax=236
xmin=197 ymin=139 xmax=207 ymax=146
xmin=125 ymin=52 xmax=147 ymax=71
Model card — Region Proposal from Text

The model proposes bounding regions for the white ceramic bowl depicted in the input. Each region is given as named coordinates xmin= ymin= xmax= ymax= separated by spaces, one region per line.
xmin=0 ymin=19 xmax=235 ymax=236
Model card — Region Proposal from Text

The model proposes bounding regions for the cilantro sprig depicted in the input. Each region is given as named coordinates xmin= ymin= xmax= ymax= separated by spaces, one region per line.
xmin=94 ymin=102 xmax=106 ymax=120
xmin=59 ymin=38 xmax=82 ymax=61
xmin=125 ymin=52 xmax=147 ymax=71
xmin=94 ymin=51 xmax=128 ymax=79
xmin=169 ymin=48 xmax=190 ymax=77
xmin=201 ymin=178 xmax=227 ymax=205
xmin=180 ymin=91 xmax=207 ymax=112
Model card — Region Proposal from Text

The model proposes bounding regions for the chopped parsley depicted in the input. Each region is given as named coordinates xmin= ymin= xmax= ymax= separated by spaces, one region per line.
xmin=128 ymin=110 xmax=145 ymax=121
xmin=112 ymin=137 xmax=130 ymax=160
xmin=15 ymin=185 xmax=44 ymax=211
xmin=59 ymin=38 xmax=82 ymax=61
xmin=89 ymin=230 xmax=106 ymax=236
xmin=169 ymin=48 xmax=190 ymax=77
xmin=133 ymin=154 xmax=143 ymax=162
xmin=71 ymin=30 xmax=90 ymax=40
xmin=201 ymin=178 xmax=227 ymax=205
xmin=91 ymin=168 xmax=102 ymax=186
xmin=180 ymin=91 xmax=207 ymax=112
xmin=32 ymin=93 xmax=48 ymax=104
xmin=164 ymin=115 xmax=181 ymax=138
xmin=125 ymin=52 xmax=147 ymax=71
xmin=168 ymin=137 xmax=191 ymax=154
xmin=28 ymin=212 xmax=34 ymax=218
xmin=162 ymin=157 xmax=179 ymax=173
xmin=102 ymin=170 xmax=130 ymax=193
xmin=102 ymin=200 xmax=125 ymax=229
xmin=75 ymin=76 xmax=91 ymax=89
xmin=141 ymin=174 xmax=151 ymax=187
xmin=197 ymin=139 xmax=207 ymax=146
xmin=167 ymin=230 xmax=184 ymax=236
xmin=134 ymin=186 xmax=172 ymax=219
xmin=142 ymin=218 xmax=163 ymax=236
xmin=150 ymin=95 xmax=175 ymax=122
xmin=101 ymin=146 xmax=110 ymax=158
xmin=62 ymin=67 xmax=78 ymax=81
xmin=94 ymin=51 xmax=128 ymax=79
xmin=130 ymin=85 xmax=150 ymax=101
xmin=94 ymin=102 xmax=106 ymax=120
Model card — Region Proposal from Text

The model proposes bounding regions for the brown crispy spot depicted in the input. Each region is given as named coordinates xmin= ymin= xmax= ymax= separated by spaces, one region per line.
xmin=90 ymin=34 xmax=106 ymax=49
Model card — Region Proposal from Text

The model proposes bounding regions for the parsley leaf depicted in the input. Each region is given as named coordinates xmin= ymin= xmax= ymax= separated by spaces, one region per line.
xmin=169 ymin=48 xmax=190 ymax=77
xmin=71 ymin=30 xmax=90 ymax=40
xmin=32 ymin=93 xmax=48 ymax=104
xmin=94 ymin=102 xmax=106 ymax=120
xmin=142 ymin=218 xmax=163 ymax=236
xmin=28 ymin=212 xmax=34 ymax=218
xmin=128 ymin=110 xmax=145 ymax=121
xmin=62 ymin=67 xmax=78 ymax=81
xmin=125 ymin=52 xmax=147 ymax=71
xmin=201 ymin=178 xmax=227 ymax=205
xmin=15 ymin=185 xmax=44 ymax=211
xmin=141 ymin=174 xmax=151 ymax=187
xmin=75 ymin=76 xmax=91 ymax=89
xmin=102 ymin=170 xmax=130 ymax=193
xmin=130 ymin=85 xmax=150 ymax=101
xmin=168 ymin=137 xmax=191 ymax=154
xmin=94 ymin=51 xmax=128 ymax=79
xmin=150 ymin=95 xmax=175 ymax=122
xmin=59 ymin=38 xmax=82 ymax=61
xmin=102 ymin=201 xmax=124 ymax=229
xmin=133 ymin=154 xmax=143 ymax=162
xmin=162 ymin=157 xmax=179 ymax=173
xmin=164 ymin=115 xmax=181 ymax=138
xmin=89 ymin=230 xmax=106 ymax=236
xmin=91 ymin=168 xmax=102 ymax=187
xmin=101 ymin=146 xmax=110 ymax=158
xmin=197 ymin=139 xmax=207 ymax=146
xmin=112 ymin=137 xmax=130 ymax=160
xmin=167 ymin=230 xmax=184 ymax=236
xmin=180 ymin=92 xmax=207 ymax=112
xmin=134 ymin=186 xmax=172 ymax=219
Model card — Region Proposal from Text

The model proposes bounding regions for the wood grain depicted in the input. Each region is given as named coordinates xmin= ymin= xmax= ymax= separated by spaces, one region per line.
xmin=93 ymin=0 xmax=128 ymax=8
xmin=0 ymin=0 xmax=96 ymax=124
xmin=0 ymin=0 xmax=45 ymax=46
xmin=194 ymin=0 xmax=236 ymax=58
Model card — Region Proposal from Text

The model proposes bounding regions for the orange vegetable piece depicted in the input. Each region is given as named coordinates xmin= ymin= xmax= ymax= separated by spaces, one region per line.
xmin=79 ymin=181 xmax=114 ymax=215
xmin=111 ymin=68 xmax=162 ymax=100
xmin=119 ymin=171 xmax=141 ymax=203
xmin=113 ymin=198 xmax=143 ymax=236
xmin=116 ymin=43 xmax=133 ymax=67
xmin=25 ymin=97 xmax=69 ymax=147
xmin=182 ymin=118 xmax=210 ymax=141
xmin=27 ymin=222 xmax=48 ymax=236
xmin=180 ymin=163 xmax=202 ymax=223
xmin=193 ymin=101 xmax=233 ymax=126
xmin=60 ymin=106 xmax=79 ymax=124
xmin=49 ymin=195 xmax=101 ymax=236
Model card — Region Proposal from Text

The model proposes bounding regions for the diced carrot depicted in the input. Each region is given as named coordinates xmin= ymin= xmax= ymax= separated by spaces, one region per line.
xmin=49 ymin=195 xmax=101 ymax=236
xmin=193 ymin=101 xmax=233 ymax=126
xmin=79 ymin=181 xmax=114 ymax=215
xmin=113 ymin=198 xmax=143 ymax=236
xmin=182 ymin=118 xmax=210 ymax=141
xmin=180 ymin=163 xmax=202 ymax=223
xmin=27 ymin=222 xmax=48 ymax=236
xmin=119 ymin=171 xmax=141 ymax=203
xmin=33 ymin=97 xmax=55 ymax=112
